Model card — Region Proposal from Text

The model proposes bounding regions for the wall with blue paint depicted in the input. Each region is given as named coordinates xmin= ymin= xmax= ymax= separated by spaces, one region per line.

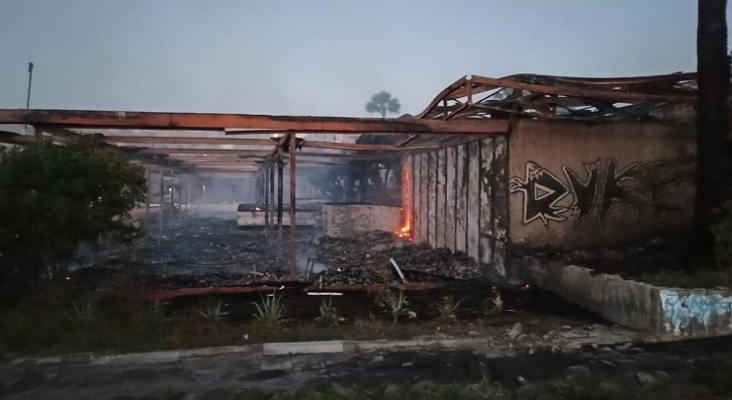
xmin=513 ymin=260 xmax=732 ymax=340
xmin=659 ymin=289 xmax=732 ymax=337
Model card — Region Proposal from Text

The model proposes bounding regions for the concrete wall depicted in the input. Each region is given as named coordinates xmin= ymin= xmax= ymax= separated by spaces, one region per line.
xmin=322 ymin=204 xmax=400 ymax=238
xmin=508 ymin=120 xmax=694 ymax=248
xmin=237 ymin=210 xmax=320 ymax=227
xmin=407 ymin=136 xmax=509 ymax=276
xmin=513 ymin=260 xmax=732 ymax=340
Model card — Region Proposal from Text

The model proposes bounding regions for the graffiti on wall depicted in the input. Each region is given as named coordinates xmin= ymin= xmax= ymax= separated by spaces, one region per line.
xmin=660 ymin=289 xmax=732 ymax=335
xmin=509 ymin=158 xmax=647 ymax=226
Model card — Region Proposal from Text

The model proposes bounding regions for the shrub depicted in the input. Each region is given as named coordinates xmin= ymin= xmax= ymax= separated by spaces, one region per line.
xmin=251 ymin=294 xmax=285 ymax=325
xmin=0 ymin=137 xmax=146 ymax=289
xmin=381 ymin=290 xmax=410 ymax=324
xmin=198 ymin=298 xmax=228 ymax=322
xmin=431 ymin=296 xmax=463 ymax=320
xmin=316 ymin=297 xmax=340 ymax=326
xmin=63 ymin=299 xmax=98 ymax=323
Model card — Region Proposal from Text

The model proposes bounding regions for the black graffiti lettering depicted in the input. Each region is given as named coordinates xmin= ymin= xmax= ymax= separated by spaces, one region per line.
xmin=599 ymin=159 xmax=643 ymax=221
xmin=510 ymin=162 xmax=570 ymax=225
xmin=563 ymin=160 xmax=600 ymax=220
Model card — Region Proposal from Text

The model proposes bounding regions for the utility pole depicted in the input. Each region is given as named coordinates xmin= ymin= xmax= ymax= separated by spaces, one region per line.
xmin=24 ymin=62 xmax=34 ymax=134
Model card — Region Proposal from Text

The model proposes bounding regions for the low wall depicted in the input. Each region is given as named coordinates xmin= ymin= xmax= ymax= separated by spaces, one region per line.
xmin=236 ymin=210 xmax=320 ymax=227
xmin=322 ymin=203 xmax=400 ymax=238
xmin=513 ymin=260 xmax=732 ymax=340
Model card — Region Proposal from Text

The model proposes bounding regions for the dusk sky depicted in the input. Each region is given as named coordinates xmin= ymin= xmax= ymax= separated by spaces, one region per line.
xmin=0 ymin=1 xmax=727 ymax=117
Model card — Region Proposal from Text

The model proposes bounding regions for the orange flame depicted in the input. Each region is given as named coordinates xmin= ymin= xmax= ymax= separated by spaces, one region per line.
xmin=255 ymin=207 xmax=262 ymax=211
xmin=394 ymin=159 xmax=413 ymax=241
xmin=395 ymin=218 xmax=412 ymax=240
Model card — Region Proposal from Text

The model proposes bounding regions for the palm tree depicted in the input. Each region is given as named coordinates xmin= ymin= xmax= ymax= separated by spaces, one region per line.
xmin=694 ymin=0 xmax=731 ymax=267
xmin=365 ymin=91 xmax=401 ymax=118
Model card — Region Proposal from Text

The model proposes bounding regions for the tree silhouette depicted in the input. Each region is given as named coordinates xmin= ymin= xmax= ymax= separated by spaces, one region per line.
xmin=365 ymin=91 xmax=401 ymax=117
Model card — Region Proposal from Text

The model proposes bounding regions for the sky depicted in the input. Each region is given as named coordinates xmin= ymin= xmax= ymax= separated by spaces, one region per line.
xmin=0 ymin=0 xmax=728 ymax=117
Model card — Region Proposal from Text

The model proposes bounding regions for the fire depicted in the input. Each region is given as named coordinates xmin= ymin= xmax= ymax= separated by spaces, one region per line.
xmin=255 ymin=207 xmax=262 ymax=211
xmin=395 ymin=220 xmax=411 ymax=240
xmin=394 ymin=159 xmax=413 ymax=240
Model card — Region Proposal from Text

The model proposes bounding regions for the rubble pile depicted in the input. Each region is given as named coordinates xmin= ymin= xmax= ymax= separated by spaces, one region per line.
xmin=69 ymin=218 xmax=486 ymax=291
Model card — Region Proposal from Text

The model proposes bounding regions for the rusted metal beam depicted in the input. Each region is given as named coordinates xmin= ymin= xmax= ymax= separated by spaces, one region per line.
xmin=133 ymin=147 xmax=404 ymax=160
xmin=0 ymin=109 xmax=511 ymax=134
xmin=103 ymin=136 xmax=276 ymax=146
xmin=0 ymin=132 xmax=445 ymax=152
xmin=134 ymin=148 xmax=271 ymax=156
xmin=289 ymin=133 xmax=297 ymax=279
xmin=188 ymin=169 xmax=258 ymax=174
xmin=189 ymin=167 xmax=259 ymax=172
xmin=468 ymin=76 xmax=697 ymax=103
xmin=396 ymin=134 xmax=419 ymax=147
xmin=108 ymin=136 xmax=431 ymax=152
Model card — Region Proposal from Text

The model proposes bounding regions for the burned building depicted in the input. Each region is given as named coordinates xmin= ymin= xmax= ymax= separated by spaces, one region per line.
xmin=0 ymin=72 xmax=698 ymax=281
xmin=395 ymin=73 xmax=696 ymax=278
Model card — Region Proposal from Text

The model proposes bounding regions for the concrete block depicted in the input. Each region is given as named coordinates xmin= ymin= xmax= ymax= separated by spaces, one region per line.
xmin=322 ymin=204 xmax=399 ymax=238
xmin=179 ymin=345 xmax=261 ymax=359
xmin=354 ymin=340 xmax=415 ymax=352
xmin=262 ymin=340 xmax=344 ymax=356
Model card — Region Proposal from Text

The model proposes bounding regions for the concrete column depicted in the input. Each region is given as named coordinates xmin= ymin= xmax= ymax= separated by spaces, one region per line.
xmin=456 ymin=144 xmax=468 ymax=253
xmin=145 ymin=165 xmax=151 ymax=218
xmin=436 ymin=149 xmax=447 ymax=248
xmin=159 ymin=166 xmax=164 ymax=233
xmin=289 ymin=134 xmax=297 ymax=279
xmin=446 ymin=146 xmax=457 ymax=252
xmin=479 ymin=138 xmax=495 ymax=267
xmin=467 ymin=142 xmax=481 ymax=260
xmin=277 ymin=149 xmax=284 ymax=257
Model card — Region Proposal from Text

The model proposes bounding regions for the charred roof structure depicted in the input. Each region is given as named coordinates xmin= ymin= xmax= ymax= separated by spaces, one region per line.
xmin=0 ymin=72 xmax=700 ymax=173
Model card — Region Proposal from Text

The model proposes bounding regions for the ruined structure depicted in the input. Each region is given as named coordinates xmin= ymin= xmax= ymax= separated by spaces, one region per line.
xmin=0 ymin=72 xmax=698 ymax=280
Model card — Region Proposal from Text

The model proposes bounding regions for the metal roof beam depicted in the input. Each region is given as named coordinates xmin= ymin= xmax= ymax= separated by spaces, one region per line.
xmin=0 ymin=109 xmax=510 ymax=134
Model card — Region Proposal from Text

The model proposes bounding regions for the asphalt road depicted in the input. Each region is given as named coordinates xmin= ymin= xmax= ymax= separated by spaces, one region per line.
xmin=3 ymin=337 xmax=732 ymax=400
